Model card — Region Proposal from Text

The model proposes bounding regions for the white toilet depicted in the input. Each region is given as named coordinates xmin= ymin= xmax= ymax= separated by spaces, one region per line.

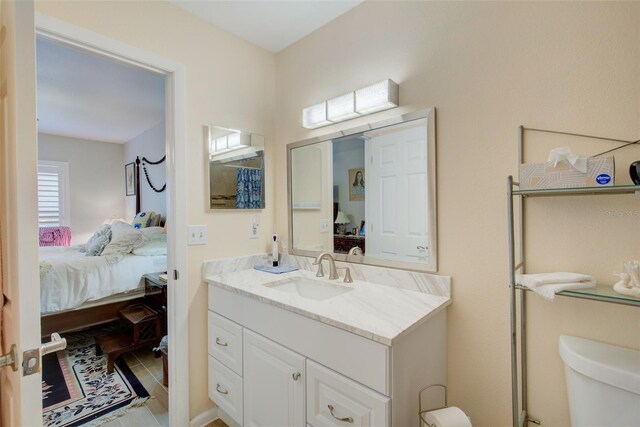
xmin=559 ymin=335 xmax=640 ymax=427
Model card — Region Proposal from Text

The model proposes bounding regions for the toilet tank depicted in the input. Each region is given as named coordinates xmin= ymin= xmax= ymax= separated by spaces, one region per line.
xmin=559 ymin=335 xmax=640 ymax=427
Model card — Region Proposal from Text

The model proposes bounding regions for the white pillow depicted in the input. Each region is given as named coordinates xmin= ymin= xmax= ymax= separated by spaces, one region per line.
xmin=132 ymin=238 xmax=167 ymax=256
xmin=141 ymin=227 xmax=165 ymax=237
xmin=101 ymin=221 xmax=144 ymax=263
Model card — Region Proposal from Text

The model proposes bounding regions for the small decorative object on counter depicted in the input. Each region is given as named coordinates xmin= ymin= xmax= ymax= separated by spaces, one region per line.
xmin=613 ymin=260 xmax=640 ymax=298
xmin=630 ymin=161 xmax=640 ymax=185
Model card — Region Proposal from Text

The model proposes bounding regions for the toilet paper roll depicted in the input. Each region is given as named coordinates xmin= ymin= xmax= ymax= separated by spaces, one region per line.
xmin=422 ymin=406 xmax=472 ymax=427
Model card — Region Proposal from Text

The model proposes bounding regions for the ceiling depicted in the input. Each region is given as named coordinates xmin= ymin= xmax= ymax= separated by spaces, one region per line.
xmin=36 ymin=37 xmax=165 ymax=144
xmin=169 ymin=0 xmax=363 ymax=53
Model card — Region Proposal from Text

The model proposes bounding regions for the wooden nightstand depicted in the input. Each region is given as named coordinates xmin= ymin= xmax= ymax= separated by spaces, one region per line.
xmin=143 ymin=272 xmax=167 ymax=335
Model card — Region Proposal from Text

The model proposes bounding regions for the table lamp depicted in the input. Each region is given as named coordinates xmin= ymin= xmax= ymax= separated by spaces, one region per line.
xmin=335 ymin=211 xmax=349 ymax=235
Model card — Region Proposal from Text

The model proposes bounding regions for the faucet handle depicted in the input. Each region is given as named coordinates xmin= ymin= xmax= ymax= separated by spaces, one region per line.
xmin=338 ymin=267 xmax=353 ymax=283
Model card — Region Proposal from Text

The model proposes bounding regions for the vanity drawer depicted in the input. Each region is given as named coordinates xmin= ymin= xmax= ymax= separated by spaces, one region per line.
xmin=208 ymin=311 xmax=243 ymax=375
xmin=306 ymin=360 xmax=390 ymax=427
xmin=208 ymin=356 xmax=243 ymax=425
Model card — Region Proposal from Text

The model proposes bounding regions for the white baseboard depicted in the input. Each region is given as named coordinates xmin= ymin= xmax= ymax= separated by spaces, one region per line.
xmin=190 ymin=406 xmax=219 ymax=427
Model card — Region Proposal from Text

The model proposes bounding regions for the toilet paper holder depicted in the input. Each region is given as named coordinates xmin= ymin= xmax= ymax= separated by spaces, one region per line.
xmin=418 ymin=384 xmax=448 ymax=427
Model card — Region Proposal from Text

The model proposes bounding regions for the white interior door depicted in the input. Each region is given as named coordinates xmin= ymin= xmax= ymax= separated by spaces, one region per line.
xmin=0 ymin=1 xmax=43 ymax=426
xmin=365 ymin=122 xmax=429 ymax=261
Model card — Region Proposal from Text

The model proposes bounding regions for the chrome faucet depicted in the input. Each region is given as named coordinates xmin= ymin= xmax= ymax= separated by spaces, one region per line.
xmin=347 ymin=246 xmax=363 ymax=256
xmin=313 ymin=252 xmax=339 ymax=280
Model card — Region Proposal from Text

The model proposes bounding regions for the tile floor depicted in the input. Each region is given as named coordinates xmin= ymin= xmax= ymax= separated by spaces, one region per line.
xmin=100 ymin=347 xmax=168 ymax=427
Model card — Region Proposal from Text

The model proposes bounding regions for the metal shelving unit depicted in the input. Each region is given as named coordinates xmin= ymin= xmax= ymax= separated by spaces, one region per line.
xmin=507 ymin=126 xmax=640 ymax=427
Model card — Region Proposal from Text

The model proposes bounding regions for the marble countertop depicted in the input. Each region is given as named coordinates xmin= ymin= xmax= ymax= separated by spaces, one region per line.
xmin=205 ymin=268 xmax=451 ymax=346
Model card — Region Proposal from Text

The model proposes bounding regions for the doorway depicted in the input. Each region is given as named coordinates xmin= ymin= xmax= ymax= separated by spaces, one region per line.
xmin=36 ymin=13 xmax=189 ymax=427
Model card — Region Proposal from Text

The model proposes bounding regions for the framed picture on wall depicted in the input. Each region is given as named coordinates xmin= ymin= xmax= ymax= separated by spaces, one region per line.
xmin=349 ymin=168 xmax=365 ymax=201
xmin=125 ymin=162 xmax=136 ymax=196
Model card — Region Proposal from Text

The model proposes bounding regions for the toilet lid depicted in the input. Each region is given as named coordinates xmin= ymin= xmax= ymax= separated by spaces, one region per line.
xmin=559 ymin=335 xmax=640 ymax=395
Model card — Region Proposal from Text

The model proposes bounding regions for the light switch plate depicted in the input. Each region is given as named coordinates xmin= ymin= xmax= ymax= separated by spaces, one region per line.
xmin=319 ymin=219 xmax=331 ymax=233
xmin=188 ymin=225 xmax=207 ymax=245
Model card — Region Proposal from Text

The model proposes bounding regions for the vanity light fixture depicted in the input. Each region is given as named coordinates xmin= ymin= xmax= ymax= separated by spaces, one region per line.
xmin=209 ymin=129 xmax=251 ymax=156
xmin=302 ymin=102 xmax=332 ymax=129
xmin=302 ymin=79 xmax=399 ymax=129
xmin=327 ymin=92 xmax=359 ymax=122
xmin=355 ymin=79 xmax=400 ymax=115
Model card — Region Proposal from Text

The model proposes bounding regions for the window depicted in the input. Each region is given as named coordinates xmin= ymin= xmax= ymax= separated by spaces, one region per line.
xmin=37 ymin=161 xmax=70 ymax=227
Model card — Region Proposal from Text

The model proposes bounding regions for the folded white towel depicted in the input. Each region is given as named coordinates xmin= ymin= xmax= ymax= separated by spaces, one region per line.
xmin=516 ymin=272 xmax=596 ymax=301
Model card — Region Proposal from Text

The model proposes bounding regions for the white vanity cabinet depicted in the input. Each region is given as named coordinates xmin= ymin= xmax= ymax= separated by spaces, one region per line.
xmin=207 ymin=281 xmax=448 ymax=427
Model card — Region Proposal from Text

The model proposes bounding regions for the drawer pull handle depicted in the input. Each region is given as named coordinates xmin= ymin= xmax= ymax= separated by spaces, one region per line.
xmin=216 ymin=384 xmax=229 ymax=395
xmin=292 ymin=372 xmax=301 ymax=381
xmin=328 ymin=405 xmax=353 ymax=423
xmin=215 ymin=338 xmax=228 ymax=347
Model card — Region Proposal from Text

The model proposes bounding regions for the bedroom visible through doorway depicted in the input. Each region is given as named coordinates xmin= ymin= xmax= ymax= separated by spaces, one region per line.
xmin=36 ymin=35 xmax=171 ymax=426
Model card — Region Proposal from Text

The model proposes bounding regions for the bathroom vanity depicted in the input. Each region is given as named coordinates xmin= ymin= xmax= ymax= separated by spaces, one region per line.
xmin=205 ymin=268 xmax=450 ymax=427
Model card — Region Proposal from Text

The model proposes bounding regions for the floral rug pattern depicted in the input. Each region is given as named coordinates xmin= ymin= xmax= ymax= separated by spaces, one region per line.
xmin=42 ymin=333 xmax=149 ymax=427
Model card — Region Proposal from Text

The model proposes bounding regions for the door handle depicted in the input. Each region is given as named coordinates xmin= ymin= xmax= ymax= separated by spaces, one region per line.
xmin=0 ymin=345 xmax=18 ymax=371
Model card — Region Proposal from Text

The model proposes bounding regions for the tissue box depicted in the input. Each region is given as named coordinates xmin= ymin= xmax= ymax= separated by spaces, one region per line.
xmin=519 ymin=156 xmax=614 ymax=190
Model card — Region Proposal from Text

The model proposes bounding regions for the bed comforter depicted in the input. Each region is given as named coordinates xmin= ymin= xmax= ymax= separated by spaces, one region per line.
xmin=40 ymin=246 xmax=167 ymax=315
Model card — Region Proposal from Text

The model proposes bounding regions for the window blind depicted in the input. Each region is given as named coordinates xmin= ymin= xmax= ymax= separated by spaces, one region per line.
xmin=37 ymin=161 xmax=70 ymax=227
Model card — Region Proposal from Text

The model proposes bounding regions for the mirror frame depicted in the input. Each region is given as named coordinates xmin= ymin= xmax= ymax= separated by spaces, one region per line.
xmin=287 ymin=108 xmax=437 ymax=272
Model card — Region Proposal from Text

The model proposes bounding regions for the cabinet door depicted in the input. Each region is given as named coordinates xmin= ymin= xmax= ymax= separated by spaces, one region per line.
xmin=244 ymin=329 xmax=306 ymax=427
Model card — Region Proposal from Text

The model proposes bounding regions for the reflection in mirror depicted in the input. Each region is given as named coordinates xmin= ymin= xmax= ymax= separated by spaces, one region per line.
xmin=288 ymin=109 xmax=437 ymax=272
xmin=207 ymin=126 xmax=265 ymax=209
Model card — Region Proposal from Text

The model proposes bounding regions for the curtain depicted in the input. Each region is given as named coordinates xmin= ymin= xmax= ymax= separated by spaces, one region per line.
xmin=236 ymin=168 xmax=262 ymax=209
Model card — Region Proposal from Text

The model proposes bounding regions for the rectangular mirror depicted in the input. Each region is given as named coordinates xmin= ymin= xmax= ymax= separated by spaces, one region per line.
xmin=288 ymin=108 xmax=437 ymax=272
xmin=207 ymin=126 xmax=265 ymax=209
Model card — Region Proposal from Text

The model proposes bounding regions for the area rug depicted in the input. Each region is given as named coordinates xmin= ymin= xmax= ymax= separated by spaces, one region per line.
xmin=42 ymin=333 xmax=149 ymax=427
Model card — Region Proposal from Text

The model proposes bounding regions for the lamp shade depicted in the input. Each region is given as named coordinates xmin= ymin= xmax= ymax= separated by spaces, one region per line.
xmin=334 ymin=211 xmax=349 ymax=225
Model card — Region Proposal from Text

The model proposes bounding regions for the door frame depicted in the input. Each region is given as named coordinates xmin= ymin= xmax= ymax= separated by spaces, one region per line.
xmin=35 ymin=13 xmax=190 ymax=426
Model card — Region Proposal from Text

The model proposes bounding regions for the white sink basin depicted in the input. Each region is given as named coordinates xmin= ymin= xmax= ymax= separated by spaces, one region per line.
xmin=264 ymin=277 xmax=353 ymax=301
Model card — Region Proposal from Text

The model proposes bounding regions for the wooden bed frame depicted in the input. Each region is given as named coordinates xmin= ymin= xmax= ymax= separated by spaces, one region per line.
xmin=41 ymin=298 xmax=145 ymax=338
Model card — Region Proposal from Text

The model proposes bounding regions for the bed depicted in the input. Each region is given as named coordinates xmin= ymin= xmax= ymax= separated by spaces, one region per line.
xmin=40 ymin=240 xmax=167 ymax=336
xmin=40 ymin=245 xmax=166 ymax=314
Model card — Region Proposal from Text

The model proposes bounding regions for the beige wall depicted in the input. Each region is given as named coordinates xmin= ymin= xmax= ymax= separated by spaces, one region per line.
xmin=38 ymin=133 xmax=125 ymax=244
xmin=35 ymin=0 xmax=276 ymax=418
xmin=275 ymin=2 xmax=640 ymax=426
